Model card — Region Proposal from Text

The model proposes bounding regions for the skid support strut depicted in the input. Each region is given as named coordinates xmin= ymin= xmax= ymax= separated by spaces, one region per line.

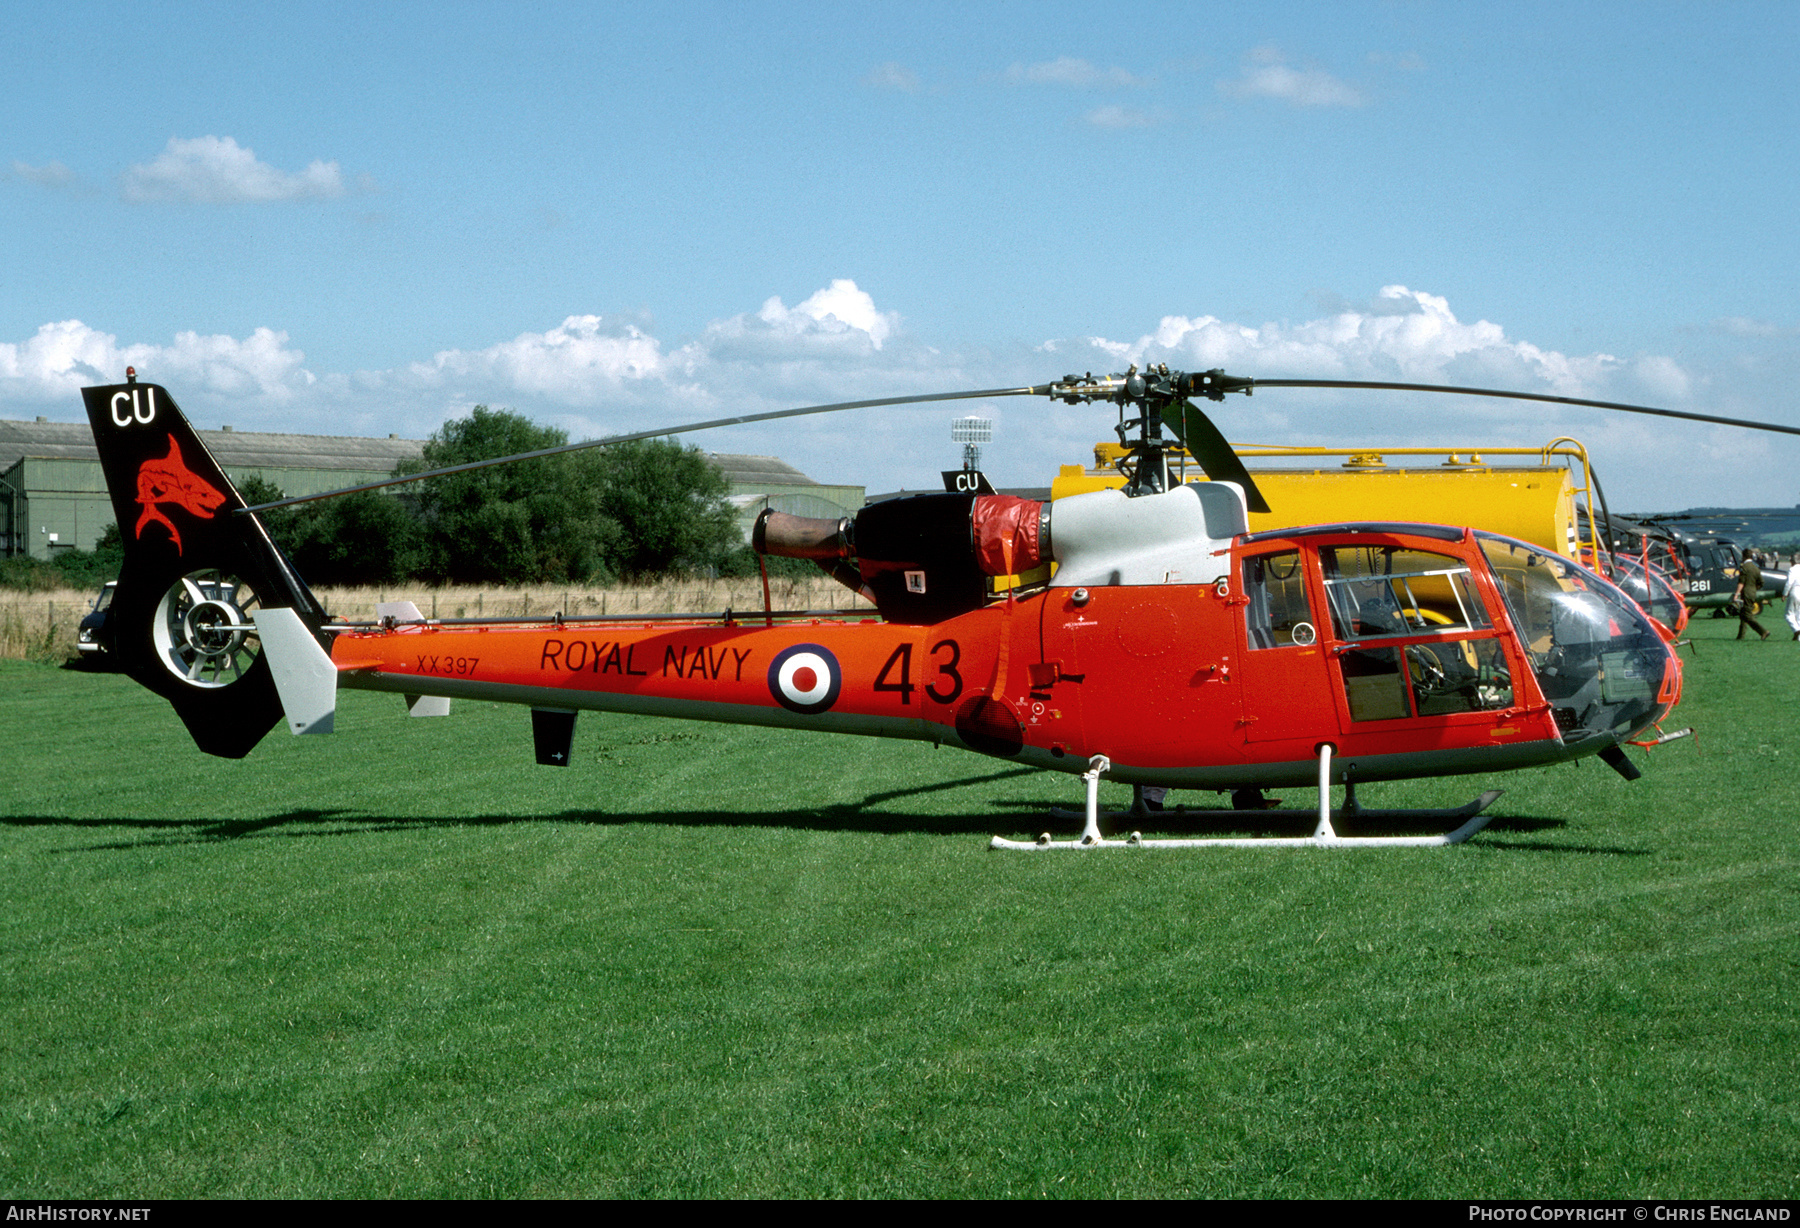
xmin=1078 ymin=754 xmax=1110 ymax=845
xmin=990 ymin=744 xmax=1501 ymax=851
xmin=1315 ymin=743 xmax=1337 ymax=840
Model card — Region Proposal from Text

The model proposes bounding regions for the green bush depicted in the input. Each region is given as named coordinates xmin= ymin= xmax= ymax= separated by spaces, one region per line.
xmin=404 ymin=408 xmax=743 ymax=585
xmin=0 ymin=555 xmax=70 ymax=593
xmin=0 ymin=523 xmax=121 ymax=592
xmin=716 ymin=545 xmax=822 ymax=581
xmin=242 ymin=476 xmax=422 ymax=588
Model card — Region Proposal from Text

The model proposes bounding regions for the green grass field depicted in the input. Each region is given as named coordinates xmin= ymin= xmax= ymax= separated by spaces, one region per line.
xmin=2 ymin=614 xmax=1796 ymax=1198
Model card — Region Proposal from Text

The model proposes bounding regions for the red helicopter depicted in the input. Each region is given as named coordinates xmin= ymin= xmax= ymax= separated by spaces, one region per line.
xmin=83 ymin=366 xmax=1786 ymax=849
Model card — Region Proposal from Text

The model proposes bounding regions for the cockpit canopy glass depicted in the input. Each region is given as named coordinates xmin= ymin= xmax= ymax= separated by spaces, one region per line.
xmin=1476 ymin=533 xmax=1669 ymax=744
xmin=1609 ymin=554 xmax=1684 ymax=631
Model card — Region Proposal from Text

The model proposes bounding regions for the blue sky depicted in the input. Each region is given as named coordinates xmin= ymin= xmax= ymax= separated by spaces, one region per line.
xmin=4 ymin=1 xmax=1798 ymax=508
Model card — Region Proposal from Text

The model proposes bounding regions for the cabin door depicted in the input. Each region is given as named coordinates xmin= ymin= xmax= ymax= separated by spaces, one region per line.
xmin=1233 ymin=548 xmax=1340 ymax=746
xmin=1315 ymin=544 xmax=1517 ymax=735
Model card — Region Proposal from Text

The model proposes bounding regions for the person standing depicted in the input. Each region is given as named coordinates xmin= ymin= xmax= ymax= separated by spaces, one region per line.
xmin=1785 ymin=556 xmax=1800 ymax=641
xmin=1735 ymin=551 xmax=1770 ymax=641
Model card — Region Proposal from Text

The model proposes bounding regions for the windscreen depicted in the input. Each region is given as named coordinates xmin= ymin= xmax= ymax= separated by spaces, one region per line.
xmin=1477 ymin=533 xmax=1671 ymax=743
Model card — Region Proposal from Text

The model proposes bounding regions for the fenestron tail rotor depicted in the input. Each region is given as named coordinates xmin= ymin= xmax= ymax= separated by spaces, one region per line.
xmin=82 ymin=377 xmax=329 ymax=758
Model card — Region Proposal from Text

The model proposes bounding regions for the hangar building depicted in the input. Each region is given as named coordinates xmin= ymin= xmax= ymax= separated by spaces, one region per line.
xmin=0 ymin=418 xmax=862 ymax=560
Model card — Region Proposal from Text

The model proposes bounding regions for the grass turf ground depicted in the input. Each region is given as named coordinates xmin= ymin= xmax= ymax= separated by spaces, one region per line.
xmin=1 ymin=613 xmax=1796 ymax=1198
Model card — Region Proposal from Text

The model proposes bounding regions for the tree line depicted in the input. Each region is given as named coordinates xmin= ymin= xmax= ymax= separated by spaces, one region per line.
xmin=4 ymin=406 xmax=806 ymax=592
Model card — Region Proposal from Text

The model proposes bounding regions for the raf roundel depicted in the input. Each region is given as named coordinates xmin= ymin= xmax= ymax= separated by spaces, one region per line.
xmin=767 ymin=643 xmax=842 ymax=715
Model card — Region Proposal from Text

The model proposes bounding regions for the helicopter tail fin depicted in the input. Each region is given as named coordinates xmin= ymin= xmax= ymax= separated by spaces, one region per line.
xmin=81 ymin=376 xmax=330 ymax=758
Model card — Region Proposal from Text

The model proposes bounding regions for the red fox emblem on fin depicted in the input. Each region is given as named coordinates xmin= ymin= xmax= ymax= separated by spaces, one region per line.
xmin=135 ymin=434 xmax=227 ymax=554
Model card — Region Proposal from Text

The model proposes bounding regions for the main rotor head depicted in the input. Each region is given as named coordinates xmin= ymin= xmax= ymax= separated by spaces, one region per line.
xmin=1045 ymin=364 xmax=1269 ymax=509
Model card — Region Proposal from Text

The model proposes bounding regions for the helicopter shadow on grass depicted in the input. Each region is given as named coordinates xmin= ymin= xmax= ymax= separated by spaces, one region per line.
xmin=7 ymin=772 xmax=1646 ymax=855
xmin=983 ymin=797 xmax=1647 ymax=856
xmin=7 ymin=766 xmax=1063 ymax=852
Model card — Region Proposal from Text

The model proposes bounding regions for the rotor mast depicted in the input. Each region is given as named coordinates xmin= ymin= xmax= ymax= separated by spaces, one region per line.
xmin=1046 ymin=365 xmax=1265 ymax=507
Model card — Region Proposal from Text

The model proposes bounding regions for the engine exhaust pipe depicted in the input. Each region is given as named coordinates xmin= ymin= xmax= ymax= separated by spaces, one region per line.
xmin=753 ymin=509 xmax=852 ymax=560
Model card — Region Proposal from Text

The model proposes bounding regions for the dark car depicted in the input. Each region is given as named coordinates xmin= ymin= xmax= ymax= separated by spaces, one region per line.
xmin=75 ymin=580 xmax=117 ymax=662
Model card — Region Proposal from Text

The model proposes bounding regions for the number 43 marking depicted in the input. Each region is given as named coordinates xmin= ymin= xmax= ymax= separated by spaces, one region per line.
xmin=874 ymin=640 xmax=963 ymax=705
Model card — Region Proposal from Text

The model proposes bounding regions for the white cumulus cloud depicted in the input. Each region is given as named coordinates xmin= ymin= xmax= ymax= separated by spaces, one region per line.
xmin=865 ymin=62 xmax=920 ymax=93
xmin=320 ymin=280 xmax=906 ymax=436
xmin=1074 ymin=286 xmax=1623 ymax=393
xmin=122 ymin=136 xmax=346 ymax=204
xmin=0 ymin=320 xmax=312 ymax=404
xmin=401 ymin=315 xmax=670 ymax=405
xmin=11 ymin=283 xmax=1766 ymax=508
xmin=1219 ymin=46 xmax=1363 ymax=108
xmin=738 ymin=279 xmax=896 ymax=352
xmin=1006 ymin=57 xmax=1147 ymax=88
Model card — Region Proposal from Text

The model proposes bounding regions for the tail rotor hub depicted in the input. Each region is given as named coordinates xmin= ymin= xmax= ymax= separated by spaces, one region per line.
xmin=181 ymin=598 xmax=249 ymax=660
xmin=152 ymin=569 xmax=264 ymax=688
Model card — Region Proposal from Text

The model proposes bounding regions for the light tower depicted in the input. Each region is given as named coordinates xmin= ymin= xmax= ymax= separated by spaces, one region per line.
xmin=951 ymin=415 xmax=992 ymax=472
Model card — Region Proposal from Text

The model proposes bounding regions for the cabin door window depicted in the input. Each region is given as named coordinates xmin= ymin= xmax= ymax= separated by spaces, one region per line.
xmin=1318 ymin=545 xmax=1514 ymax=722
xmin=1236 ymin=549 xmax=1336 ymax=744
xmin=1243 ymin=550 xmax=1317 ymax=649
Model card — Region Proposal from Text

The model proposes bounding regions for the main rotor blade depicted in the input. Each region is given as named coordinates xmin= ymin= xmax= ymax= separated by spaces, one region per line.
xmin=235 ymin=369 xmax=1793 ymax=518
xmin=235 ymin=385 xmax=1048 ymax=514
xmin=1250 ymin=379 xmax=1800 ymax=438
xmin=1165 ymin=401 xmax=1272 ymax=514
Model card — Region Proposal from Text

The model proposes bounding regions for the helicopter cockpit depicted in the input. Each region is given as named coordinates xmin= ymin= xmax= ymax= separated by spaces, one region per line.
xmin=1232 ymin=524 xmax=1679 ymax=769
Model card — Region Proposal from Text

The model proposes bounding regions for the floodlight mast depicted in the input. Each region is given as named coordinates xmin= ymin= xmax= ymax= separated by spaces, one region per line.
xmin=951 ymin=415 xmax=993 ymax=473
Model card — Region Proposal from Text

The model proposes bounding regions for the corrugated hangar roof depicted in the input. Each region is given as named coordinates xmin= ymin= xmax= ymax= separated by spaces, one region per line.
xmin=706 ymin=452 xmax=819 ymax=486
xmin=0 ymin=419 xmax=109 ymax=467
xmin=0 ymin=418 xmax=425 ymax=473
xmin=2 ymin=421 xmax=841 ymax=489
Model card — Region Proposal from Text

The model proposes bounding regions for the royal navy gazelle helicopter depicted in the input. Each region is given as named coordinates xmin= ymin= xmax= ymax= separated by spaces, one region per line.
xmin=83 ymin=365 xmax=1792 ymax=849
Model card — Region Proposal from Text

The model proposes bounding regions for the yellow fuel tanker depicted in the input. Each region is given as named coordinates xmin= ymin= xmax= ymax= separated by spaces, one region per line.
xmin=1051 ymin=439 xmax=1596 ymax=562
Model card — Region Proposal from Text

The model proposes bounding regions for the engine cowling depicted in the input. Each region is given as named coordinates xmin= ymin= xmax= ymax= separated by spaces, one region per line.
xmin=755 ymin=483 xmax=1246 ymax=624
xmin=756 ymin=493 xmax=1047 ymax=624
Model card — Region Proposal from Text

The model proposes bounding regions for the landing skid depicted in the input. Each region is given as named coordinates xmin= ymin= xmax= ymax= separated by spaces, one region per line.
xmin=992 ymin=751 xmax=1501 ymax=851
